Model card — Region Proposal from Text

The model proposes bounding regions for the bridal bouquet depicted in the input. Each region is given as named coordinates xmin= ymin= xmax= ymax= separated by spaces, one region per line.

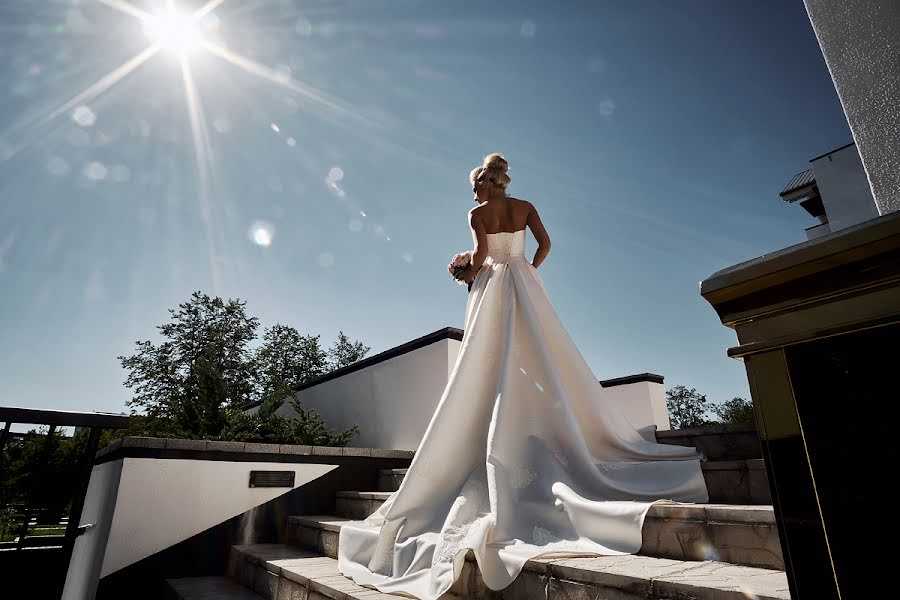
xmin=448 ymin=251 xmax=472 ymax=285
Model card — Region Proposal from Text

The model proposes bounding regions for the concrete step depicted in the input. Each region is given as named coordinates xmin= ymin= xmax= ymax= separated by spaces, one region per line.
xmin=295 ymin=494 xmax=784 ymax=572
xmin=233 ymin=542 xmax=790 ymax=600
xmin=377 ymin=459 xmax=772 ymax=505
xmin=166 ymin=576 xmax=264 ymax=600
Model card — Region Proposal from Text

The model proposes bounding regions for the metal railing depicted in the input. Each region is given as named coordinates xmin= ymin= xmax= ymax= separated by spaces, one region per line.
xmin=0 ymin=406 xmax=129 ymax=557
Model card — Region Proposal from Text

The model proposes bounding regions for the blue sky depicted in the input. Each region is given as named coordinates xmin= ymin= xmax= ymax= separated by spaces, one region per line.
xmin=1 ymin=0 xmax=850 ymax=416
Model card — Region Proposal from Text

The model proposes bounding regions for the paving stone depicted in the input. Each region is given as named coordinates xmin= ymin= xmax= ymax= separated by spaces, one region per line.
xmin=653 ymin=561 xmax=791 ymax=599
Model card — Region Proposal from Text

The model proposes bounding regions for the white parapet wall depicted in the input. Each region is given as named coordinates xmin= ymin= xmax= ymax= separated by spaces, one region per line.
xmin=264 ymin=328 xmax=671 ymax=451
xmin=273 ymin=328 xmax=464 ymax=451
xmin=62 ymin=448 xmax=338 ymax=600
xmin=598 ymin=374 xmax=671 ymax=434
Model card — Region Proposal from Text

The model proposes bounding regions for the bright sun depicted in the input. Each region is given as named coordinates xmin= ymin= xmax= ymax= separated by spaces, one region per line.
xmin=142 ymin=9 xmax=202 ymax=56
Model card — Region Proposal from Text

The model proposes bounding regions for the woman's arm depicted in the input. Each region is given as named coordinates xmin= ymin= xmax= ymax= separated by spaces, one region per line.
xmin=526 ymin=202 xmax=551 ymax=268
xmin=464 ymin=209 xmax=488 ymax=283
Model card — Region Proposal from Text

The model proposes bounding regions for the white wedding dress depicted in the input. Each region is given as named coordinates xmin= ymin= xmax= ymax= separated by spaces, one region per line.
xmin=338 ymin=229 xmax=708 ymax=599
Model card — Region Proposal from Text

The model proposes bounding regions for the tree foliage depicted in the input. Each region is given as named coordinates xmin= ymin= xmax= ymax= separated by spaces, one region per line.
xmin=711 ymin=397 xmax=755 ymax=425
xmin=665 ymin=385 xmax=713 ymax=429
xmin=118 ymin=292 xmax=367 ymax=445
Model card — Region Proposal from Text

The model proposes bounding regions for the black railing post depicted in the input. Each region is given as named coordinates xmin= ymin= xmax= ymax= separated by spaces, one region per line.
xmin=64 ymin=426 xmax=103 ymax=557
xmin=0 ymin=421 xmax=11 ymax=474
xmin=17 ymin=425 xmax=57 ymax=549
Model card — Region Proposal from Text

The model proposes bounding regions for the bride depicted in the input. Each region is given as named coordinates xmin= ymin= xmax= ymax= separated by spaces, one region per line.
xmin=338 ymin=153 xmax=708 ymax=599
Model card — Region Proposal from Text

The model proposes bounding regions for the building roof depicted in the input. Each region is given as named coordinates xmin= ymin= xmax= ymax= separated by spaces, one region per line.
xmin=780 ymin=168 xmax=816 ymax=198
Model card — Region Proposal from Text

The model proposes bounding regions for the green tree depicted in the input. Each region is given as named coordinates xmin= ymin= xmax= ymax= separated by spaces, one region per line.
xmin=665 ymin=385 xmax=713 ymax=429
xmin=119 ymin=292 xmax=259 ymax=437
xmin=220 ymin=382 xmax=358 ymax=446
xmin=327 ymin=331 xmax=370 ymax=371
xmin=253 ymin=325 xmax=329 ymax=398
xmin=712 ymin=397 xmax=755 ymax=425
xmin=118 ymin=291 xmax=363 ymax=445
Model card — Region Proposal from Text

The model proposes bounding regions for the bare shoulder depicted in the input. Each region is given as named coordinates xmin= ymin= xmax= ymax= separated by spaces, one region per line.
xmin=468 ymin=205 xmax=486 ymax=227
xmin=511 ymin=197 xmax=535 ymax=215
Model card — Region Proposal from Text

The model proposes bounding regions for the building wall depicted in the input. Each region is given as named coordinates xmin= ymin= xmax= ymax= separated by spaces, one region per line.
xmin=601 ymin=381 xmax=671 ymax=432
xmin=63 ymin=456 xmax=338 ymax=599
xmin=279 ymin=334 xmax=671 ymax=450
xmin=278 ymin=338 xmax=462 ymax=451
xmin=811 ymin=144 xmax=879 ymax=231
xmin=804 ymin=0 xmax=900 ymax=214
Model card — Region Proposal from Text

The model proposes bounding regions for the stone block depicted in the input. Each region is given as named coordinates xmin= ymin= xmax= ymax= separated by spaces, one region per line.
xmin=207 ymin=440 xmax=247 ymax=453
xmin=642 ymin=514 xmax=709 ymax=562
xmin=280 ymin=444 xmax=312 ymax=455
xmin=254 ymin=566 xmax=280 ymax=599
xmin=238 ymin=558 xmax=256 ymax=588
xmin=708 ymin=522 xmax=784 ymax=570
xmin=318 ymin=530 xmax=340 ymax=559
xmin=165 ymin=438 xmax=210 ymax=451
xmin=95 ymin=439 xmax=122 ymax=459
xmin=121 ymin=436 xmax=167 ymax=449
xmin=311 ymin=445 xmax=342 ymax=456
xmin=245 ymin=442 xmax=281 ymax=454
xmin=226 ymin=550 xmax=241 ymax=579
xmin=295 ymin=526 xmax=319 ymax=550
xmin=547 ymin=577 xmax=644 ymax=600
xmin=703 ymin=465 xmax=750 ymax=505
xmin=340 ymin=446 xmax=372 ymax=457
xmin=276 ymin=578 xmax=307 ymax=600
xmin=653 ymin=560 xmax=791 ymax=599
xmin=370 ymin=449 xmax=414 ymax=459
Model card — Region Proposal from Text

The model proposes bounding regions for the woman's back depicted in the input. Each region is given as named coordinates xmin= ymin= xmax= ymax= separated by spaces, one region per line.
xmin=472 ymin=197 xmax=531 ymax=233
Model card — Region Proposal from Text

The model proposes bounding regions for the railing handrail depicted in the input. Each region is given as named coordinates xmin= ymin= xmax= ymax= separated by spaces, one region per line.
xmin=0 ymin=406 xmax=130 ymax=429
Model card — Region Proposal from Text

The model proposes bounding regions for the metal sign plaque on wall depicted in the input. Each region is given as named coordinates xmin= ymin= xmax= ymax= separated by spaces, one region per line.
xmin=249 ymin=470 xmax=296 ymax=488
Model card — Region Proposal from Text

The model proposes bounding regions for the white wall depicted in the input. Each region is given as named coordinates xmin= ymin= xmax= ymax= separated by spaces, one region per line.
xmin=805 ymin=0 xmax=900 ymax=214
xmin=811 ymin=145 xmax=879 ymax=231
xmin=278 ymin=334 xmax=669 ymax=449
xmin=278 ymin=338 xmax=461 ymax=451
xmin=601 ymin=381 xmax=671 ymax=433
xmin=63 ymin=458 xmax=338 ymax=599
xmin=61 ymin=460 xmax=123 ymax=600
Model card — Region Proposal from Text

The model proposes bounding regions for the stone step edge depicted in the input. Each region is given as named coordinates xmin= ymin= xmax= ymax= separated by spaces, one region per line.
xmin=166 ymin=576 xmax=264 ymax=600
xmin=234 ymin=543 xmax=790 ymax=600
xmin=331 ymin=495 xmax=777 ymax=526
xmin=377 ymin=459 xmax=766 ymax=477
xmin=290 ymin=509 xmax=786 ymax=572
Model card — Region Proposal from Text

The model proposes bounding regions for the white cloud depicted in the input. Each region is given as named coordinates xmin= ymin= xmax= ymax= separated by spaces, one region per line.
xmin=597 ymin=99 xmax=616 ymax=117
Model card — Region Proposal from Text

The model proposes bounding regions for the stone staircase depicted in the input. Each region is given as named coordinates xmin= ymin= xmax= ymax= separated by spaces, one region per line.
xmin=166 ymin=457 xmax=790 ymax=599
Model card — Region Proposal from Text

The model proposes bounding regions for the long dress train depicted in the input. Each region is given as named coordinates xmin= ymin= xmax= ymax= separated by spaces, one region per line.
xmin=338 ymin=229 xmax=708 ymax=599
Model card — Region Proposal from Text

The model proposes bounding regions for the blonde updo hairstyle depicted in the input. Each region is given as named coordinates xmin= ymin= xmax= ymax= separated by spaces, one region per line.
xmin=470 ymin=153 xmax=511 ymax=193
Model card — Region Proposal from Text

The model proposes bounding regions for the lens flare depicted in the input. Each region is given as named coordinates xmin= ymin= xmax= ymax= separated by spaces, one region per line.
xmin=248 ymin=221 xmax=274 ymax=247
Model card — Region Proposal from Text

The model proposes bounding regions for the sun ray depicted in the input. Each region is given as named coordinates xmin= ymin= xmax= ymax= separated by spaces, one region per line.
xmin=192 ymin=0 xmax=227 ymax=22
xmin=0 ymin=44 xmax=160 ymax=163
xmin=179 ymin=58 xmax=222 ymax=292
xmin=200 ymin=41 xmax=364 ymax=122
xmin=96 ymin=0 xmax=153 ymax=22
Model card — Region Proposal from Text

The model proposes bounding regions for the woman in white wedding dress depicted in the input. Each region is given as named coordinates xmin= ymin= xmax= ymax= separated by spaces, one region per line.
xmin=338 ymin=154 xmax=708 ymax=599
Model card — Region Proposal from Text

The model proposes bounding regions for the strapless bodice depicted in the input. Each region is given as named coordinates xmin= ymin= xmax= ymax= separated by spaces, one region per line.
xmin=486 ymin=229 xmax=527 ymax=264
